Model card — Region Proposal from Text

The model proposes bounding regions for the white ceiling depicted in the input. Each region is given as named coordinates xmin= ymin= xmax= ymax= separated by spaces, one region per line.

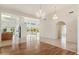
xmin=0 ymin=4 xmax=76 ymax=18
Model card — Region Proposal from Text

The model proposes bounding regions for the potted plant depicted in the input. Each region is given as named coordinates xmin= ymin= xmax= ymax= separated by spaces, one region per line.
xmin=3 ymin=28 xmax=7 ymax=32
xmin=10 ymin=27 xmax=15 ymax=33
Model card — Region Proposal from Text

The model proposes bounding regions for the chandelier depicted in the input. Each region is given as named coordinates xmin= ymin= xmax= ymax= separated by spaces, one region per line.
xmin=36 ymin=5 xmax=45 ymax=19
xmin=52 ymin=6 xmax=58 ymax=20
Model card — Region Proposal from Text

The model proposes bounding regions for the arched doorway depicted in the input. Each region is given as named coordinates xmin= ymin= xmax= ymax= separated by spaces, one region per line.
xmin=57 ymin=21 xmax=67 ymax=49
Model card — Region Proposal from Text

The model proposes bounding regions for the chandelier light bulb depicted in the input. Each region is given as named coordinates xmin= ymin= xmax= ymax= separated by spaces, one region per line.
xmin=52 ymin=5 xmax=58 ymax=20
xmin=52 ymin=14 xmax=58 ymax=20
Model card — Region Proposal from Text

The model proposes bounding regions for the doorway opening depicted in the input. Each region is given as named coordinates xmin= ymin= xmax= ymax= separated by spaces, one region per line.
xmin=57 ymin=21 xmax=67 ymax=49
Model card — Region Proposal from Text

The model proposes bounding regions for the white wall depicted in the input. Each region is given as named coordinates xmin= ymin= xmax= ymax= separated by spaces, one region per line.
xmin=40 ymin=19 xmax=57 ymax=39
xmin=77 ymin=16 xmax=79 ymax=54
xmin=77 ymin=5 xmax=79 ymax=54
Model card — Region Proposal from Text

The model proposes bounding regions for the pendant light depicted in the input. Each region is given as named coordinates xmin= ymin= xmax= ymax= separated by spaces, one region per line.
xmin=52 ymin=6 xmax=58 ymax=20
xmin=36 ymin=5 xmax=45 ymax=19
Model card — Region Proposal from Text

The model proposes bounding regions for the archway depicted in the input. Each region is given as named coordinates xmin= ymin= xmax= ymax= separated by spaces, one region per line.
xmin=57 ymin=21 xmax=67 ymax=49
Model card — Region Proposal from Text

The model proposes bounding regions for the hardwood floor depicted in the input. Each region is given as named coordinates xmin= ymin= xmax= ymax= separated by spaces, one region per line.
xmin=0 ymin=42 xmax=76 ymax=55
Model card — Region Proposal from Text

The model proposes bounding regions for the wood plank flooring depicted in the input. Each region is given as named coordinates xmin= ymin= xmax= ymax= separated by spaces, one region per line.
xmin=0 ymin=42 xmax=76 ymax=55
